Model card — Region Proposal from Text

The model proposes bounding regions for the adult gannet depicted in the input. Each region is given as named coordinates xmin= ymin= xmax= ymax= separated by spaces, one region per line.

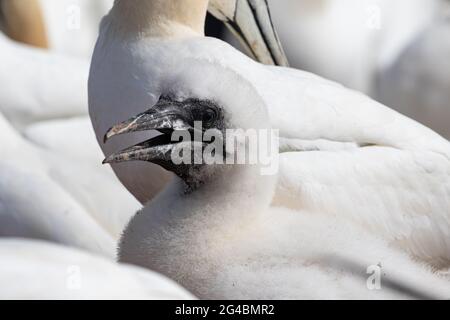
xmin=92 ymin=0 xmax=450 ymax=268
xmin=0 ymin=239 xmax=194 ymax=299
xmin=103 ymin=68 xmax=450 ymax=299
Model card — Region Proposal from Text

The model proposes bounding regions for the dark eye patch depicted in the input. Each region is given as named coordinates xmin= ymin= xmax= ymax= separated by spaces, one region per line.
xmin=202 ymin=108 xmax=217 ymax=123
xmin=181 ymin=98 xmax=223 ymax=130
xmin=191 ymin=107 xmax=218 ymax=124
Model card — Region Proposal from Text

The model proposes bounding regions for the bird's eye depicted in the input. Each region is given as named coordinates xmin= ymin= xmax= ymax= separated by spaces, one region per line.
xmin=192 ymin=107 xmax=217 ymax=124
xmin=202 ymin=108 xmax=217 ymax=123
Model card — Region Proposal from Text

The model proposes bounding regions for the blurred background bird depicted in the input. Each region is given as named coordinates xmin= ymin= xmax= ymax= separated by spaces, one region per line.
xmin=226 ymin=0 xmax=450 ymax=139
xmin=0 ymin=0 xmax=48 ymax=48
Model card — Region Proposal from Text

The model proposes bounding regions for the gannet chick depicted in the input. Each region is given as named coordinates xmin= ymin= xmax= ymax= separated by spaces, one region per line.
xmin=104 ymin=66 xmax=450 ymax=299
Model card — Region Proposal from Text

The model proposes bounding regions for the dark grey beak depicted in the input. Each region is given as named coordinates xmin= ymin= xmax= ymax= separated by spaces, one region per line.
xmin=103 ymin=97 xmax=192 ymax=165
xmin=103 ymin=135 xmax=176 ymax=165
xmin=208 ymin=0 xmax=289 ymax=67
xmin=103 ymin=97 xmax=191 ymax=144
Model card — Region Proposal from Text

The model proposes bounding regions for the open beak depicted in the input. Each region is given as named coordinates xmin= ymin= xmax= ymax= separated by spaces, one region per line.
xmin=208 ymin=0 xmax=289 ymax=67
xmin=103 ymin=97 xmax=192 ymax=165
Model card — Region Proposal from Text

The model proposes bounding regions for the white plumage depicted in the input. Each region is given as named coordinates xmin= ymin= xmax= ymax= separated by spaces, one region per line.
xmin=0 ymin=32 xmax=88 ymax=129
xmin=0 ymin=239 xmax=194 ymax=299
xmin=24 ymin=117 xmax=105 ymax=163
xmin=0 ymin=4 xmax=140 ymax=244
xmin=0 ymin=112 xmax=138 ymax=254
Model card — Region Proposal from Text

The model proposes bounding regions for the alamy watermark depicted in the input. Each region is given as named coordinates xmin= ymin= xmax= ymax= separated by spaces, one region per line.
xmin=66 ymin=5 xmax=81 ymax=30
xmin=365 ymin=4 xmax=382 ymax=30
xmin=66 ymin=265 xmax=82 ymax=291
xmin=366 ymin=264 xmax=382 ymax=290
xmin=169 ymin=122 xmax=279 ymax=176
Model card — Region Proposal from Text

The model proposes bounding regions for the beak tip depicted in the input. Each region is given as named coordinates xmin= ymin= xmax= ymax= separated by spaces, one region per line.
xmin=102 ymin=156 xmax=113 ymax=165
